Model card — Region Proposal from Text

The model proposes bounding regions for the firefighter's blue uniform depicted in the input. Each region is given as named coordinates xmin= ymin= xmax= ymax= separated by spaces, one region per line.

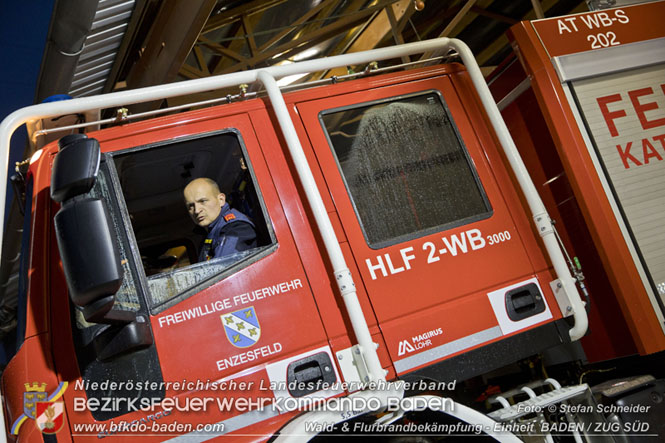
xmin=199 ymin=203 xmax=257 ymax=262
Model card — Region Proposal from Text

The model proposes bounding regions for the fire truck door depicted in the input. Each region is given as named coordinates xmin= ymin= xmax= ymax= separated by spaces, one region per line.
xmin=54 ymin=112 xmax=341 ymax=425
xmin=296 ymin=75 xmax=554 ymax=373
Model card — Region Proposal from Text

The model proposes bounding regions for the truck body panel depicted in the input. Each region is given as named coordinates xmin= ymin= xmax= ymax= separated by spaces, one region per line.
xmin=493 ymin=0 xmax=665 ymax=356
xmin=0 ymin=38 xmax=588 ymax=441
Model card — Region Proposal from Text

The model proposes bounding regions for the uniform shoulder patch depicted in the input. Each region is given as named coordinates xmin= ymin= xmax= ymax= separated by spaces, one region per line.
xmin=224 ymin=213 xmax=236 ymax=222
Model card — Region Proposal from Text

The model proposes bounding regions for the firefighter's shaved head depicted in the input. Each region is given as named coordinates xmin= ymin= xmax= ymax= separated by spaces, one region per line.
xmin=184 ymin=178 xmax=226 ymax=228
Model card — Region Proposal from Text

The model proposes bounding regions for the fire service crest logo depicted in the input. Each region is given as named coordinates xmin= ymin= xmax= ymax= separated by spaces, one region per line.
xmin=35 ymin=400 xmax=65 ymax=433
xmin=12 ymin=381 xmax=68 ymax=435
xmin=221 ymin=306 xmax=261 ymax=348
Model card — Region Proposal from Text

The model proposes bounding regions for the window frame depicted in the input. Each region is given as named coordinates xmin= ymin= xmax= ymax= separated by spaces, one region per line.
xmin=105 ymin=128 xmax=278 ymax=314
xmin=318 ymin=89 xmax=493 ymax=250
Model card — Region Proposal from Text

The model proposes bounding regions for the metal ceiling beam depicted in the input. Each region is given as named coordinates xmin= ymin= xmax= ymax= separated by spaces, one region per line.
xmin=419 ymin=0 xmax=477 ymax=62
xmin=323 ymin=0 xmax=413 ymax=78
xmin=124 ymin=0 xmax=216 ymax=111
xmin=441 ymin=0 xmax=478 ymax=36
xmin=207 ymin=20 xmax=244 ymax=74
xmin=473 ymin=0 xmax=572 ymax=66
xmin=470 ymin=6 xmax=518 ymax=25
xmin=309 ymin=0 xmax=378 ymax=57
xmin=202 ymin=0 xmax=287 ymax=34
xmin=159 ymin=0 xmax=588 ymax=107
xmin=233 ymin=7 xmax=374 ymax=70
xmin=531 ymin=0 xmax=546 ymax=19
xmin=241 ymin=14 xmax=258 ymax=57
xmin=193 ymin=45 xmax=210 ymax=75
xmin=385 ymin=1 xmax=409 ymax=64
xmin=255 ymin=0 xmax=341 ymax=53
xmin=199 ymin=36 xmax=247 ymax=63
xmin=205 ymin=0 xmax=341 ymax=76
xmin=182 ymin=0 xmax=395 ymax=78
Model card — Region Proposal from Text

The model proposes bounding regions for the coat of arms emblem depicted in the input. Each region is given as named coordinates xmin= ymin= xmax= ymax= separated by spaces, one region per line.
xmin=23 ymin=382 xmax=48 ymax=419
xmin=221 ymin=306 xmax=261 ymax=348
xmin=12 ymin=381 xmax=68 ymax=435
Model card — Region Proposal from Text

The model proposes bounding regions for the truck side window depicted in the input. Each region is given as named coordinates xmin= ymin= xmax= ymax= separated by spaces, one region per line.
xmin=320 ymin=91 xmax=492 ymax=249
xmin=111 ymin=130 xmax=275 ymax=311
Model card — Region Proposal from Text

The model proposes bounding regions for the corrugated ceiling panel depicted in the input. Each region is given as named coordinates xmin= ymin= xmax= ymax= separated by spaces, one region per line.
xmin=68 ymin=0 xmax=135 ymax=97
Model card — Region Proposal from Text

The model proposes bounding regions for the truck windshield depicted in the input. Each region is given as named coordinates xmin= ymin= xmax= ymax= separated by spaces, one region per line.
xmin=0 ymin=177 xmax=33 ymax=366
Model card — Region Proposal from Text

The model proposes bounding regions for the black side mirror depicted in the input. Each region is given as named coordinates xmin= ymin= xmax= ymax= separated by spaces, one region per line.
xmin=51 ymin=134 xmax=152 ymax=360
xmin=50 ymin=134 xmax=101 ymax=203
xmin=54 ymin=197 xmax=124 ymax=307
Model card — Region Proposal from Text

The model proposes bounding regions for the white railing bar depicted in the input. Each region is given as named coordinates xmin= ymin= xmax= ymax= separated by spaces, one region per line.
xmin=448 ymin=39 xmax=587 ymax=340
xmin=1 ymin=38 xmax=450 ymax=243
xmin=261 ymin=70 xmax=387 ymax=381
xmin=31 ymin=94 xmax=251 ymax=139
xmin=32 ymin=55 xmax=449 ymax=139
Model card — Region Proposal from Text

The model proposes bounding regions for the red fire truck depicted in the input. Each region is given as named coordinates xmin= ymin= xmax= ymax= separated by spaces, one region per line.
xmin=0 ymin=17 xmax=660 ymax=440
xmin=488 ymin=0 xmax=665 ymax=365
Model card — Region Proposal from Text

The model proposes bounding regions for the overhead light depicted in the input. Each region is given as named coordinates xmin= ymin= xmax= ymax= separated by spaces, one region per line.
xmin=276 ymin=73 xmax=308 ymax=87
xmin=292 ymin=48 xmax=320 ymax=62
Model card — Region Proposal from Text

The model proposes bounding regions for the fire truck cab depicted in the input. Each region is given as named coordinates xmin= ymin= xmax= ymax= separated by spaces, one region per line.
xmin=1 ymin=37 xmax=591 ymax=442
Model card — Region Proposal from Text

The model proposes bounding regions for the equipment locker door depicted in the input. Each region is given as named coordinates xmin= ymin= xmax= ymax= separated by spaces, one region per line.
xmin=296 ymin=74 xmax=557 ymax=374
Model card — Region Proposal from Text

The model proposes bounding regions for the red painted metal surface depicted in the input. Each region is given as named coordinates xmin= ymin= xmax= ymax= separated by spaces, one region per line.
xmin=3 ymin=63 xmax=568 ymax=441
xmin=294 ymin=72 xmax=562 ymax=371
xmin=504 ymin=6 xmax=665 ymax=355
xmin=489 ymin=57 xmax=638 ymax=362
